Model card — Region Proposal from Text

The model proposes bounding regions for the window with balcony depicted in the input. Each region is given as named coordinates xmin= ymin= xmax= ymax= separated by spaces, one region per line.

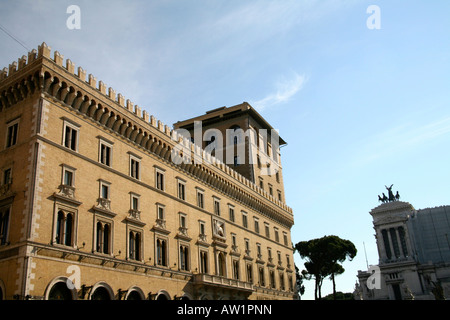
xmin=97 ymin=180 xmax=111 ymax=211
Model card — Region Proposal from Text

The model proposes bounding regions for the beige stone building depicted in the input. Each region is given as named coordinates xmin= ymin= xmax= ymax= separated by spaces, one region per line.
xmin=0 ymin=42 xmax=295 ymax=300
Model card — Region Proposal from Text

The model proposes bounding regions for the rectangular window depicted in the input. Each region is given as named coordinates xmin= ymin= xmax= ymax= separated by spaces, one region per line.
xmin=265 ymin=223 xmax=270 ymax=238
xmin=268 ymin=184 xmax=273 ymax=196
xmin=0 ymin=206 xmax=11 ymax=245
xmin=3 ymin=168 xmax=12 ymax=186
xmin=228 ymin=205 xmax=235 ymax=222
xmin=63 ymin=169 xmax=73 ymax=187
xmin=130 ymin=155 xmax=141 ymax=180
xmin=99 ymin=138 xmax=113 ymax=166
xmin=155 ymin=203 xmax=166 ymax=229
xmin=254 ymin=217 xmax=259 ymax=234
xmin=157 ymin=204 xmax=165 ymax=220
xmin=277 ymin=190 xmax=282 ymax=202
xmin=177 ymin=179 xmax=186 ymax=200
xmin=196 ymin=188 xmax=204 ymax=209
xmin=101 ymin=183 xmax=109 ymax=199
xmin=62 ymin=120 xmax=80 ymax=151
xmin=155 ymin=167 xmax=165 ymax=191
xmin=231 ymin=233 xmax=237 ymax=247
xmin=245 ymin=238 xmax=250 ymax=256
xmin=242 ymin=211 xmax=248 ymax=228
xmin=131 ymin=194 xmax=140 ymax=211
xmin=199 ymin=220 xmax=206 ymax=236
xmin=213 ymin=197 xmax=220 ymax=216
xmin=179 ymin=213 xmax=188 ymax=236
xmin=274 ymin=228 xmax=280 ymax=243
xmin=6 ymin=120 xmax=19 ymax=148
xmin=283 ymin=232 xmax=288 ymax=246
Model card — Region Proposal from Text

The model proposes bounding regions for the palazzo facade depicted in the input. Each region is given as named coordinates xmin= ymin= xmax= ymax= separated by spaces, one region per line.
xmin=0 ymin=43 xmax=295 ymax=300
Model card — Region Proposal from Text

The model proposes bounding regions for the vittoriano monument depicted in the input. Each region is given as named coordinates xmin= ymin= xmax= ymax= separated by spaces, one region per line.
xmin=378 ymin=184 xmax=400 ymax=203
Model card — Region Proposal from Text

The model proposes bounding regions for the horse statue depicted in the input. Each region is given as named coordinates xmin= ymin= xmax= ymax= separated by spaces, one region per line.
xmin=378 ymin=193 xmax=389 ymax=203
xmin=385 ymin=184 xmax=396 ymax=202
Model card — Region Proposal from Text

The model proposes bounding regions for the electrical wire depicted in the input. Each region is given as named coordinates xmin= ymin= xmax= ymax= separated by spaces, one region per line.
xmin=0 ymin=22 xmax=30 ymax=52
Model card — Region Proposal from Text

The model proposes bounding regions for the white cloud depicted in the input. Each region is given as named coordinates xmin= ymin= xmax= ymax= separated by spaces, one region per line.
xmin=251 ymin=72 xmax=307 ymax=111
xmin=351 ymin=116 xmax=450 ymax=167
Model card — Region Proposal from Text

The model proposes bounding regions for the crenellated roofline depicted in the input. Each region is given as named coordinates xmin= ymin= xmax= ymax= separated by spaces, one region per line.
xmin=0 ymin=42 xmax=294 ymax=227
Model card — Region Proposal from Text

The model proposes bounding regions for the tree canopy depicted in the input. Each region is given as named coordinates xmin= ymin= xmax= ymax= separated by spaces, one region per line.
xmin=295 ymin=235 xmax=357 ymax=300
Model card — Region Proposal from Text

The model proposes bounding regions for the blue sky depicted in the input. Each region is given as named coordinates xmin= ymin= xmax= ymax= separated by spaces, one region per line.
xmin=1 ymin=0 xmax=449 ymax=299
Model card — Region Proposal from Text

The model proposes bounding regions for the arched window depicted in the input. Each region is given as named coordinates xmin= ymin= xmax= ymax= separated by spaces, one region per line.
xmin=65 ymin=213 xmax=73 ymax=246
xmin=127 ymin=290 xmax=142 ymax=300
xmin=157 ymin=238 xmax=167 ymax=266
xmin=200 ymin=251 xmax=208 ymax=274
xmin=217 ymin=252 xmax=226 ymax=277
xmin=246 ymin=264 xmax=253 ymax=283
xmin=259 ymin=267 xmax=265 ymax=286
xmin=129 ymin=231 xmax=141 ymax=261
xmin=180 ymin=245 xmax=189 ymax=271
xmin=96 ymin=221 xmax=111 ymax=254
xmin=48 ymin=282 xmax=74 ymax=300
xmin=91 ymin=287 xmax=111 ymax=300
xmin=55 ymin=210 xmax=74 ymax=246
xmin=103 ymin=224 xmax=110 ymax=254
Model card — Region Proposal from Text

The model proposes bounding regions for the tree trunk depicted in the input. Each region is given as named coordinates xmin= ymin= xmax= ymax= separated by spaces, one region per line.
xmin=332 ymin=273 xmax=336 ymax=300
